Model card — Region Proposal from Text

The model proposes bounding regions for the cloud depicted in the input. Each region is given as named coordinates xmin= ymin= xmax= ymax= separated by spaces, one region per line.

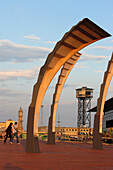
xmin=95 ymin=60 xmax=107 ymax=63
xmin=94 ymin=70 xmax=103 ymax=73
xmin=24 ymin=35 xmax=40 ymax=41
xmin=88 ymin=46 xmax=113 ymax=51
xmin=49 ymin=83 xmax=79 ymax=90
xmin=63 ymin=83 xmax=80 ymax=89
xmin=0 ymin=39 xmax=51 ymax=62
xmin=59 ymin=102 xmax=75 ymax=105
xmin=44 ymin=41 xmax=56 ymax=44
xmin=0 ymin=88 xmax=30 ymax=97
xmin=81 ymin=53 xmax=109 ymax=61
xmin=75 ymin=64 xmax=88 ymax=68
xmin=23 ymin=35 xmax=56 ymax=44
xmin=0 ymin=67 xmax=40 ymax=81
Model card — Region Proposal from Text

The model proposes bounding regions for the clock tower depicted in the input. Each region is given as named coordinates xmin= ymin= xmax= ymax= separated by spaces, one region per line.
xmin=18 ymin=107 xmax=23 ymax=132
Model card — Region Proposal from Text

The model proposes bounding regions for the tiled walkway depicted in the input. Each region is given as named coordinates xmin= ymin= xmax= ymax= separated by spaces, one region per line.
xmin=0 ymin=140 xmax=113 ymax=170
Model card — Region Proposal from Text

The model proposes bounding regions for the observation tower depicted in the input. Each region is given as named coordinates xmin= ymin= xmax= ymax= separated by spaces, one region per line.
xmin=76 ymin=87 xmax=93 ymax=128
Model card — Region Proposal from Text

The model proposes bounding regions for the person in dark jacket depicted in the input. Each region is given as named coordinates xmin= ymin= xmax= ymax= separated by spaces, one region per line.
xmin=4 ymin=123 xmax=13 ymax=144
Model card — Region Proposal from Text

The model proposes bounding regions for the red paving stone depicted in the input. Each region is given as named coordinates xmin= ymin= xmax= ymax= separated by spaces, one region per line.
xmin=0 ymin=140 xmax=113 ymax=170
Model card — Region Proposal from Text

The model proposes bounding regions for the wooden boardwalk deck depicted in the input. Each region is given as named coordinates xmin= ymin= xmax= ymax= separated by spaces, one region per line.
xmin=0 ymin=140 xmax=113 ymax=170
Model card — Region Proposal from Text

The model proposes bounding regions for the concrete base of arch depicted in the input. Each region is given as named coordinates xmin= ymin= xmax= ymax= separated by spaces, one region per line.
xmin=48 ymin=116 xmax=55 ymax=144
xmin=93 ymin=114 xmax=103 ymax=150
xmin=26 ymin=106 xmax=40 ymax=153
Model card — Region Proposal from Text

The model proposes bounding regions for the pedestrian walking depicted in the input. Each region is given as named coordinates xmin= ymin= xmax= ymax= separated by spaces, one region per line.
xmin=4 ymin=123 xmax=13 ymax=144
xmin=12 ymin=122 xmax=20 ymax=144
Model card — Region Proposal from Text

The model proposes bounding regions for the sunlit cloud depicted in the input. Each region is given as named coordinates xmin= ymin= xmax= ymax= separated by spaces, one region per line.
xmin=95 ymin=60 xmax=107 ymax=63
xmin=81 ymin=53 xmax=109 ymax=60
xmin=88 ymin=46 xmax=113 ymax=50
xmin=0 ymin=88 xmax=30 ymax=97
xmin=0 ymin=39 xmax=51 ymax=62
xmin=44 ymin=41 xmax=56 ymax=44
xmin=75 ymin=64 xmax=88 ymax=68
xmin=0 ymin=67 xmax=40 ymax=81
xmin=94 ymin=70 xmax=103 ymax=73
xmin=24 ymin=35 xmax=40 ymax=41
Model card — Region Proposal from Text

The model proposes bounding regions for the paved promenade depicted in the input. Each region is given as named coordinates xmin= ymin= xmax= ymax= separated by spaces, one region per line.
xmin=0 ymin=140 xmax=113 ymax=170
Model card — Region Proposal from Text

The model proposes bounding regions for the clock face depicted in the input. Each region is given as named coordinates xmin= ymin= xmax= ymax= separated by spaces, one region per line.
xmin=19 ymin=112 xmax=23 ymax=116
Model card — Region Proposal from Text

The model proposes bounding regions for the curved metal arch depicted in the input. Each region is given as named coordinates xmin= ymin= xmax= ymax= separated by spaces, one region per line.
xmin=48 ymin=52 xmax=81 ymax=144
xmin=26 ymin=18 xmax=111 ymax=153
xmin=93 ymin=53 xmax=113 ymax=149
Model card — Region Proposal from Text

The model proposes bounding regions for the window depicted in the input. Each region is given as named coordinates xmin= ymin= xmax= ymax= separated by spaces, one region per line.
xmin=106 ymin=120 xmax=113 ymax=128
xmin=72 ymin=129 xmax=74 ymax=131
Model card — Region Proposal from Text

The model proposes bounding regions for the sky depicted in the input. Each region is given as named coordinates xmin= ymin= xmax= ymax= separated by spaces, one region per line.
xmin=0 ymin=0 xmax=113 ymax=129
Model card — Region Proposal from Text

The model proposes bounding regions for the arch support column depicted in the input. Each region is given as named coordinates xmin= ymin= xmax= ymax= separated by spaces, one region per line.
xmin=26 ymin=106 xmax=40 ymax=153
xmin=48 ymin=104 xmax=55 ymax=144
xmin=93 ymin=113 xmax=103 ymax=149
xmin=48 ymin=116 xmax=55 ymax=144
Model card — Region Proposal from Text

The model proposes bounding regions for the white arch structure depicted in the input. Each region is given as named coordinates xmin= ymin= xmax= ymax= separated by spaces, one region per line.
xmin=93 ymin=53 xmax=113 ymax=149
xmin=48 ymin=52 xmax=81 ymax=144
xmin=26 ymin=18 xmax=110 ymax=153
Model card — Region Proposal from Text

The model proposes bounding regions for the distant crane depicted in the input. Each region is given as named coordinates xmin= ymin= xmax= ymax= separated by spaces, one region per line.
xmin=57 ymin=114 xmax=61 ymax=135
xmin=40 ymin=105 xmax=44 ymax=127
xmin=57 ymin=114 xmax=61 ymax=127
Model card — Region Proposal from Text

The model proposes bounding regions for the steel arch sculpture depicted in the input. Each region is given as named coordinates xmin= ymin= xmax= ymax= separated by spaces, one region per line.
xmin=26 ymin=18 xmax=111 ymax=153
xmin=48 ymin=52 xmax=81 ymax=144
xmin=93 ymin=53 xmax=113 ymax=149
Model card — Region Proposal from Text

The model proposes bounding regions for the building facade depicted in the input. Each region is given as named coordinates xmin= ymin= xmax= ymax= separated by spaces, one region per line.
xmin=0 ymin=119 xmax=14 ymax=136
xmin=0 ymin=107 xmax=24 ymax=136
xmin=38 ymin=126 xmax=93 ymax=139
xmin=89 ymin=97 xmax=113 ymax=133
xmin=103 ymin=110 xmax=113 ymax=132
